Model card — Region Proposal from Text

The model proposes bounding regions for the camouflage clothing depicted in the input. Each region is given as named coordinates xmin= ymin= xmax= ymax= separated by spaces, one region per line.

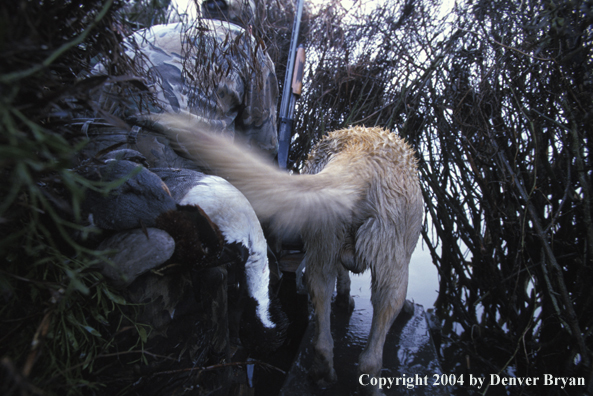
xmin=95 ymin=21 xmax=279 ymax=156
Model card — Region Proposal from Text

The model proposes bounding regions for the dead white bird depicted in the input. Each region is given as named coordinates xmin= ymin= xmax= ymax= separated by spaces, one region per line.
xmin=153 ymin=168 xmax=287 ymax=352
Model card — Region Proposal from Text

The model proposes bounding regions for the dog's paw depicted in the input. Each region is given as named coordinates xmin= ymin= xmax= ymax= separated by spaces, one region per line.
xmin=311 ymin=367 xmax=337 ymax=389
xmin=310 ymin=354 xmax=337 ymax=388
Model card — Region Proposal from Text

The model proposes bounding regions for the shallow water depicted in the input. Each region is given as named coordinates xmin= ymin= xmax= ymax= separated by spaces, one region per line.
xmin=346 ymin=240 xmax=439 ymax=323
xmin=280 ymin=251 xmax=446 ymax=396
xmin=407 ymin=244 xmax=439 ymax=310
xmin=255 ymin=239 xmax=441 ymax=395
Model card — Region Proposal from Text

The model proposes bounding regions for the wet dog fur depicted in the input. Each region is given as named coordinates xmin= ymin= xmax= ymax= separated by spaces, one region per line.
xmin=155 ymin=113 xmax=424 ymax=393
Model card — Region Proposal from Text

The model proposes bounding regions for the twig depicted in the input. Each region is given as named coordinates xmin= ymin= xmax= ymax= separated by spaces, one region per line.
xmin=480 ymin=320 xmax=533 ymax=396
xmin=490 ymin=38 xmax=553 ymax=62
xmin=492 ymin=140 xmax=591 ymax=368
xmin=94 ymin=350 xmax=177 ymax=361
xmin=1 ymin=357 xmax=47 ymax=396
xmin=0 ymin=0 xmax=115 ymax=84
xmin=151 ymin=359 xmax=286 ymax=376
xmin=453 ymin=25 xmax=554 ymax=62
xmin=59 ymin=349 xmax=177 ymax=376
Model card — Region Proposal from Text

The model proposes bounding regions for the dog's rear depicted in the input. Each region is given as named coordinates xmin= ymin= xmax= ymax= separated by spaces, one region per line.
xmin=157 ymin=114 xmax=423 ymax=394
xmin=300 ymin=126 xmax=423 ymax=391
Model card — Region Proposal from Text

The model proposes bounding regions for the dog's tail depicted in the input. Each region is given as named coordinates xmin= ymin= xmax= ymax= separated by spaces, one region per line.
xmin=152 ymin=112 xmax=362 ymax=235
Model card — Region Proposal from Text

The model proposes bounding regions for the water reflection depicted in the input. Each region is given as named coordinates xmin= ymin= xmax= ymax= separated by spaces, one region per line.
xmin=407 ymin=244 xmax=439 ymax=310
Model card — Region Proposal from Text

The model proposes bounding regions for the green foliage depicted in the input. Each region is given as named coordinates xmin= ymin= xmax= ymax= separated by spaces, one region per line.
xmin=0 ymin=1 xmax=152 ymax=395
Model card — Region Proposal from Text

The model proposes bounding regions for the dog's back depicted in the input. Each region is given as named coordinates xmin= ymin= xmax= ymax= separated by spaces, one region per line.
xmin=303 ymin=126 xmax=423 ymax=272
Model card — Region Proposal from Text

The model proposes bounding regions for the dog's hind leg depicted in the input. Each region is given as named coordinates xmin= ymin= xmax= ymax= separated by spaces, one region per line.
xmin=358 ymin=259 xmax=409 ymax=391
xmin=306 ymin=249 xmax=338 ymax=387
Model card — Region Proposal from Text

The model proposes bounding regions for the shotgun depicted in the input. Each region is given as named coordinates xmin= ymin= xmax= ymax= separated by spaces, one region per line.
xmin=277 ymin=0 xmax=305 ymax=169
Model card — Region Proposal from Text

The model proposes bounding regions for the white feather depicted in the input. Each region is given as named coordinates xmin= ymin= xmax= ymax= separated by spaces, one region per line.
xmin=179 ymin=175 xmax=274 ymax=329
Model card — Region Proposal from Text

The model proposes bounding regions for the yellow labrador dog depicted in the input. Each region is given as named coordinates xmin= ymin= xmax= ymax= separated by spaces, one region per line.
xmin=156 ymin=113 xmax=423 ymax=392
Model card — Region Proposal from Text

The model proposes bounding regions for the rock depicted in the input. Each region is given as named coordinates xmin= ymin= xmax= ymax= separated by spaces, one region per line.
xmin=98 ymin=228 xmax=175 ymax=287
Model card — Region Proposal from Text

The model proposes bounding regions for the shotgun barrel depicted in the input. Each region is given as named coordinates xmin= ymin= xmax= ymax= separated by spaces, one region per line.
xmin=278 ymin=0 xmax=305 ymax=169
